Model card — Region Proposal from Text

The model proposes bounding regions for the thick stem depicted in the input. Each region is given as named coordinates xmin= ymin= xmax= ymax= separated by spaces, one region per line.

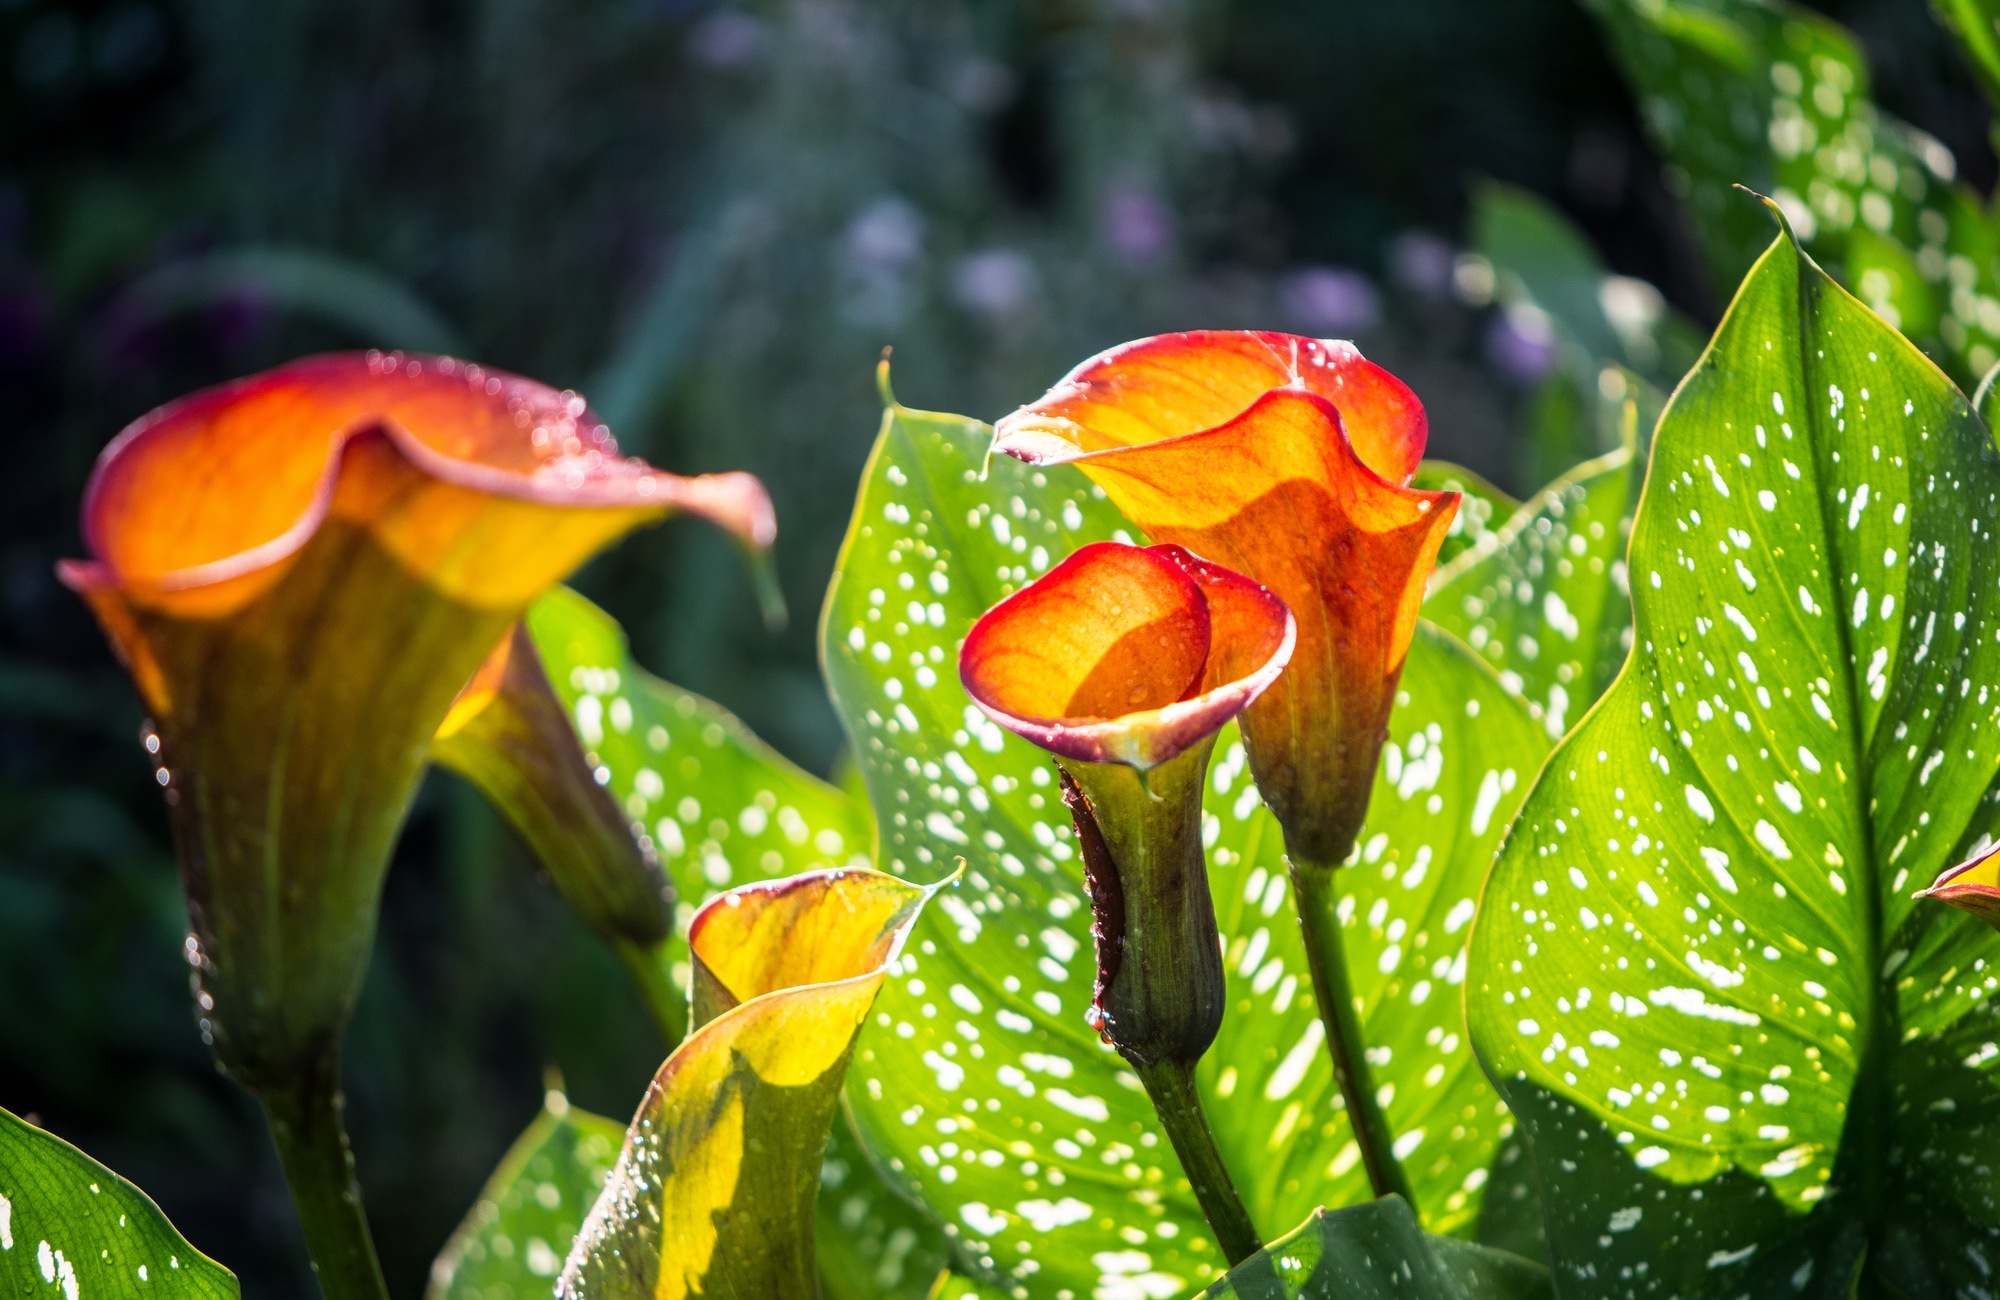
xmin=1289 ymin=858 xmax=1416 ymax=1209
xmin=614 ymin=936 xmax=689 ymax=1045
xmin=257 ymin=1056 xmax=392 ymax=1300
xmin=1133 ymin=1058 xmax=1262 ymax=1266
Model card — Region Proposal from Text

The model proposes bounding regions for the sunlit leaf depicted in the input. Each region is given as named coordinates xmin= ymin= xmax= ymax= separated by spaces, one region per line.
xmin=522 ymin=586 xmax=871 ymax=918
xmin=560 ymin=868 xmax=944 ymax=1298
xmin=427 ymin=1090 xmax=624 ymax=1300
xmin=0 ymin=1105 xmax=237 ymax=1299
xmin=1413 ymin=462 xmax=1517 ymax=569
xmin=821 ymin=394 xmax=1550 ymax=1296
xmin=1468 ymin=213 xmax=2000 ymax=1296
xmin=1427 ymin=431 xmax=1645 ymax=738
xmin=1585 ymin=0 xmax=2000 ymax=386
xmin=1196 ymin=1198 xmax=1551 ymax=1300
xmin=489 ymin=585 xmax=944 ymax=1298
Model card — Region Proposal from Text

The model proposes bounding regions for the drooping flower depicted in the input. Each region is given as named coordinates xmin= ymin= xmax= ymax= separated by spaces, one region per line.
xmin=59 ymin=351 xmax=773 ymax=1091
xmin=993 ymin=330 xmax=1459 ymax=868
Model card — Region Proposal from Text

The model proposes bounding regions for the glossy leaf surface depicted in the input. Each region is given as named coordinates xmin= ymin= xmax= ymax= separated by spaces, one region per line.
xmin=1197 ymin=1198 xmax=1550 ymax=1300
xmin=427 ymin=1091 xmax=624 ymax=1300
xmin=560 ymin=868 xmax=941 ymax=1298
xmin=1468 ymin=218 xmax=2000 ymax=1296
xmin=822 ymin=395 xmax=1549 ymax=1296
xmin=0 ymin=1105 xmax=237 ymax=1298
xmin=522 ymin=586 xmax=871 ymax=917
xmin=1427 ymin=435 xmax=1644 ymax=738
xmin=1585 ymin=0 xmax=2000 ymax=386
xmin=1413 ymin=463 xmax=1517 ymax=569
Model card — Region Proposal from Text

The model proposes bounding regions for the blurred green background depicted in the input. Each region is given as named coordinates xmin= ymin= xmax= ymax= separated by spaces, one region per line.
xmin=0 ymin=0 xmax=1984 ymax=1293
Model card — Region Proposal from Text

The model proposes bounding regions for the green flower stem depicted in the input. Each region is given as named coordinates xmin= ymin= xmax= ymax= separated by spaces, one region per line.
xmin=258 ymin=1055 xmax=391 ymax=1300
xmin=614 ymin=935 xmax=689 ymax=1045
xmin=1132 ymin=1058 xmax=1262 ymax=1266
xmin=1290 ymin=857 xmax=1416 ymax=1209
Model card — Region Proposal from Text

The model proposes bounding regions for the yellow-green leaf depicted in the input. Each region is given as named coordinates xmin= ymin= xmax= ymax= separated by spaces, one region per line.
xmin=558 ymin=868 xmax=945 ymax=1298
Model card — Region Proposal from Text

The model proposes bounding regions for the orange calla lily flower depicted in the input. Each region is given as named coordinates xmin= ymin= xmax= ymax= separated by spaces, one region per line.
xmin=1919 ymin=845 xmax=2000 ymax=931
xmin=958 ymin=541 xmax=1290 ymax=1264
xmin=992 ymin=330 xmax=1458 ymax=867
xmin=959 ymin=540 xmax=1295 ymax=770
xmin=58 ymin=351 xmax=773 ymax=1094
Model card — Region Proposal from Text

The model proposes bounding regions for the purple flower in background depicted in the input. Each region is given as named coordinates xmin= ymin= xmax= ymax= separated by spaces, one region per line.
xmin=1386 ymin=231 xmax=1455 ymax=302
xmin=952 ymin=248 xmax=1037 ymax=319
xmin=841 ymin=197 xmax=925 ymax=327
xmin=1485 ymin=303 xmax=1558 ymax=386
xmin=689 ymin=10 xmax=767 ymax=68
xmin=1101 ymin=183 xmax=1175 ymax=267
xmin=1280 ymin=266 xmax=1381 ymax=335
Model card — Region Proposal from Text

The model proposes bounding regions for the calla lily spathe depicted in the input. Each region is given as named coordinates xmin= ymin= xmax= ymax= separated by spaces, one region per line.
xmin=60 ymin=350 xmax=773 ymax=1089
xmin=959 ymin=539 xmax=1295 ymax=771
xmin=993 ymin=330 xmax=1458 ymax=867
xmin=958 ymin=541 xmax=1290 ymax=1264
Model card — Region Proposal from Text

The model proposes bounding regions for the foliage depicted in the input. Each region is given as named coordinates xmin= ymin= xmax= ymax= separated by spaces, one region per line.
xmin=1195 ymin=1198 xmax=1550 ymax=1300
xmin=1470 ymin=214 xmax=2000 ymax=1296
xmin=0 ymin=1105 xmax=237 ymax=1298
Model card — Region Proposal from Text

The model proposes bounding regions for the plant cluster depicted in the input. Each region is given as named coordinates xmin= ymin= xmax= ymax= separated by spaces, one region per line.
xmin=14 ymin=1 xmax=2000 ymax=1299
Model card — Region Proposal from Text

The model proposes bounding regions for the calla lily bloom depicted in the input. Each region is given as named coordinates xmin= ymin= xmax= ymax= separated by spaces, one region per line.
xmin=561 ymin=867 xmax=943 ymax=1300
xmin=1920 ymin=845 xmax=2000 ymax=931
xmin=960 ymin=540 xmax=1291 ymax=1265
xmin=58 ymin=352 xmax=772 ymax=1297
xmin=993 ymin=330 xmax=1459 ymax=868
xmin=961 ymin=540 xmax=1296 ymax=772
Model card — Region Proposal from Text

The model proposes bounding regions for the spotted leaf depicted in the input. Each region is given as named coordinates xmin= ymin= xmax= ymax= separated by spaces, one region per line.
xmin=0 ymin=1104 xmax=237 ymax=1299
xmin=822 ymin=392 xmax=1550 ymax=1297
xmin=1427 ymin=432 xmax=1645 ymax=739
xmin=1585 ymin=0 xmax=2000 ymax=387
xmin=427 ymin=1090 xmax=624 ymax=1300
xmin=1413 ymin=463 xmax=1518 ymax=570
xmin=1467 ymin=211 xmax=2000 ymax=1296
xmin=1196 ymin=1197 xmax=1551 ymax=1300
xmin=559 ymin=868 xmax=943 ymax=1298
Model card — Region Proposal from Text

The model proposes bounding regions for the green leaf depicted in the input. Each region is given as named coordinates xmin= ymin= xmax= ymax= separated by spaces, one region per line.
xmin=521 ymin=586 xmax=873 ymax=914
xmin=1929 ymin=0 xmax=2000 ymax=117
xmin=1584 ymin=0 xmax=2000 ymax=386
xmin=0 ymin=1105 xmax=237 ymax=1298
xmin=466 ymin=587 xmax=948 ymax=1297
xmin=1195 ymin=1198 xmax=1551 ymax=1299
xmin=817 ymin=1115 xmax=953 ymax=1300
xmin=426 ymin=1090 xmax=624 ymax=1300
xmin=821 ymin=396 xmax=1551 ymax=1296
xmin=1467 ymin=213 xmax=2000 ymax=1295
xmin=1412 ymin=462 xmax=1518 ymax=569
xmin=1427 ymin=430 xmax=1646 ymax=738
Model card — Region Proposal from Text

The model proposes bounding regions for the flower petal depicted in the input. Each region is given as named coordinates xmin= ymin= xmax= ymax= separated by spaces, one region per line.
xmin=1001 ymin=385 xmax=1456 ymax=860
xmin=66 ymin=350 xmax=771 ymax=610
xmin=560 ymin=868 xmax=943 ymax=1300
xmin=994 ymin=330 xmax=1427 ymax=485
xmin=56 ymin=352 xmax=772 ymax=1085
xmin=960 ymin=541 xmax=1293 ymax=769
